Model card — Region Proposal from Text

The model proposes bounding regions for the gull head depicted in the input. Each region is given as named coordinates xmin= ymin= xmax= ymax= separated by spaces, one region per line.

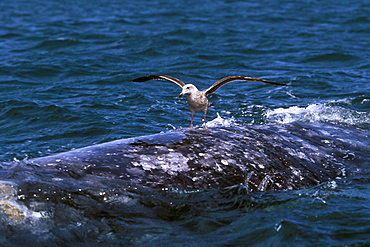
xmin=179 ymin=84 xmax=198 ymax=97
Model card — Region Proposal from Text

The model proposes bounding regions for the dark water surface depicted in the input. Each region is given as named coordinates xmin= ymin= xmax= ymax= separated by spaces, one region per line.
xmin=0 ymin=0 xmax=369 ymax=246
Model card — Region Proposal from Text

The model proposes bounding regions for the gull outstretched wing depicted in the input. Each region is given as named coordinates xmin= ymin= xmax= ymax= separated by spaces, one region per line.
xmin=204 ymin=76 xmax=287 ymax=95
xmin=132 ymin=75 xmax=186 ymax=88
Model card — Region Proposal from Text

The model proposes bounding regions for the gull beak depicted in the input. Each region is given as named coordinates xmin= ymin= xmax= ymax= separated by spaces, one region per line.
xmin=178 ymin=92 xmax=184 ymax=98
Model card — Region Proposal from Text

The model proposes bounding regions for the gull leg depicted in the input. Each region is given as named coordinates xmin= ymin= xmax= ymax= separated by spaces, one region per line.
xmin=203 ymin=113 xmax=208 ymax=129
xmin=188 ymin=112 xmax=194 ymax=129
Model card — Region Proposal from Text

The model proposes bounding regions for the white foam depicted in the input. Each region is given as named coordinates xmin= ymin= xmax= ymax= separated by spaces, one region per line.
xmin=264 ymin=103 xmax=370 ymax=126
xmin=206 ymin=113 xmax=237 ymax=128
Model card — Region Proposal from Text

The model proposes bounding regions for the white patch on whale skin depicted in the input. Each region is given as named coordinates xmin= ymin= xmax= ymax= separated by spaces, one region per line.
xmin=290 ymin=167 xmax=304 ymax=180
xmin=133 ymin=152 xmax=190 ymax=175
xmin=258 ymin=175 xmax=272 ymax=191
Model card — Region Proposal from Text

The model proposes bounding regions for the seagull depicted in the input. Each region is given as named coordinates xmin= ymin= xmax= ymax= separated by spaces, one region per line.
xmin=132 ymin=75 xmax=287 ymax=129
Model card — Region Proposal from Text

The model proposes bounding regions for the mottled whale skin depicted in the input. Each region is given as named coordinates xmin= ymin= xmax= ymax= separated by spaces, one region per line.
xmin=27 ymin=123 xmax=369 ymax=191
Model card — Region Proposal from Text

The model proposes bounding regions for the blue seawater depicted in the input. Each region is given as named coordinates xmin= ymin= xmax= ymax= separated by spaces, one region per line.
xmin=0 ymin=0 xmax=369 ymax=246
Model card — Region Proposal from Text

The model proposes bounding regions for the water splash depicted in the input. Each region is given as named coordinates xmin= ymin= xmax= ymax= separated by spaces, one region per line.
xmin=264 ymin=103 xmax=370 ymax=128
xmin=206 ymin=113 xmax=237 ymax=128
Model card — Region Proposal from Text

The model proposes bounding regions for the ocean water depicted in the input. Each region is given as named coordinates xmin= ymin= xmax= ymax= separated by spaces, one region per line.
xmin=0 ymin=0 xmax=369 ymax=246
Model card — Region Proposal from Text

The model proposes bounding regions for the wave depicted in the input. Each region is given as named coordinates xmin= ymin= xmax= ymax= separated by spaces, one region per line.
xmin=31 ymin=38 xmax=82 ymax=51
xmin=302 ymin=53 xmax=358 ymax=63
xmin=264 ymin=102 xmax=370 ymax=128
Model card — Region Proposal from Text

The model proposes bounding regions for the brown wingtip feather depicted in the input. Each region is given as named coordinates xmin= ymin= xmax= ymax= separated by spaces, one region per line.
xmin=131 ymin=75 xmax=155 ymax=82
xmin=237 ymin=76 xmax=288 ymax=86
xmin=261 ymin=79 xmax=289 ymax=86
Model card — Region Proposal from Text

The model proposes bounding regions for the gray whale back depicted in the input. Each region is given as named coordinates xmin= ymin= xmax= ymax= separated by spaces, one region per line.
xmin=28 ymin=123 xmax=370 ymax=191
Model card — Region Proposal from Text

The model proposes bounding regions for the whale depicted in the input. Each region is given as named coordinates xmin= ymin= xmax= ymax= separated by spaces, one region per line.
xmin=20 ymin=122 xmax=369 ymax=192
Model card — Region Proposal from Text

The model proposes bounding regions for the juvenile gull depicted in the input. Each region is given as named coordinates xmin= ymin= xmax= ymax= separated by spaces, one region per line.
xmin=132 ymin=75 xmax=287 ymax=129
